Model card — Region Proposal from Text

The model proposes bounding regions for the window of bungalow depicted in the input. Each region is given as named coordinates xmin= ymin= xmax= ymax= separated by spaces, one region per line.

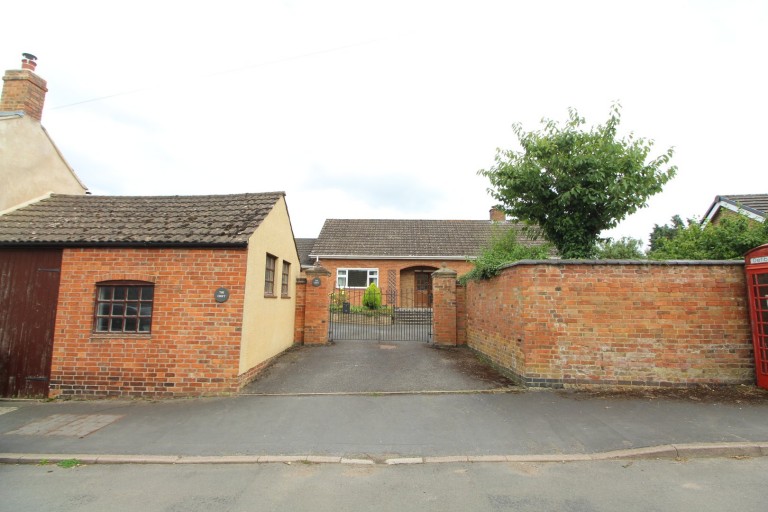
xmin=336 ymin=268 xmax=378 ymax=288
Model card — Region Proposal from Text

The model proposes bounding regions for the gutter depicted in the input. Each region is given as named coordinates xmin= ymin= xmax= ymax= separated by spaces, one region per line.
xmin=309 ymin=254 xmax=475 ymax=261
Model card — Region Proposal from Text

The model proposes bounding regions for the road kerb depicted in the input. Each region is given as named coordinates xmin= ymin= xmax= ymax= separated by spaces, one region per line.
xmin=424 ymin=456 xmax=469 ymax=463
xmin=385 ymin=457 xmax=424 ymax=465
xmin=257 ymin=455 xmax=308 ymax=463
xmin=467 ymin=455 xmax=507 ymax=462
xmin=97 ymin=454 xmax=181 ymax=464
xmin=672 ymin=442 xmax=768 ymax=459
xmin=595 ymin=445 xmax=678 ymax=460
xmin=2 ymin=443 xmax=768 ymax=467
xmin=341 ymin=458 xmax=375 ymax=465
xmin=306 ymin=456 xmax=343 ymax=464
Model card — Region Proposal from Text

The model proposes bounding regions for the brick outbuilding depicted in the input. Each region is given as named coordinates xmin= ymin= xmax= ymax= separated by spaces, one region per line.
xmin=0 ymin=192 xmax=299 ymax=398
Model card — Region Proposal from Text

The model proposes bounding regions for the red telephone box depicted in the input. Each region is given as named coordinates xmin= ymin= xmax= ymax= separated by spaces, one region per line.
xmin=745 ymin=244 xmax=768 ymax=389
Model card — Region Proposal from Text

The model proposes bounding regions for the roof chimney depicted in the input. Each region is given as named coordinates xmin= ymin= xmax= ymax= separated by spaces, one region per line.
xmin=490 ymin=207 xmax=506 ymax=222
xmin=1 ymin=53 xmax=48 ymax=121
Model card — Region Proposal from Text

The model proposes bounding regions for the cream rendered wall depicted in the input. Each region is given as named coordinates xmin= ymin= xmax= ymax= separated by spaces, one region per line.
xmin=0 ymin=115 xmax=87 ymax=212
xmin=239 ymin=196 xmax=300 ymax=374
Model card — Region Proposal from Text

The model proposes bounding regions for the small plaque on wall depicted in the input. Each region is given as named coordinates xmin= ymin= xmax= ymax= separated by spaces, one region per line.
xmin=311 ymin=277 xmax=321 ymax=287
xmin=214 ymin=287 xmax=230 ymax=303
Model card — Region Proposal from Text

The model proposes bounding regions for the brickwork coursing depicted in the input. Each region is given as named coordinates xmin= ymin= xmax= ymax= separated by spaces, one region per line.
xmin=50 ymin=247 xmax=250 ymax=398
xmin=464 ymin=262 xmax=754 ymax=388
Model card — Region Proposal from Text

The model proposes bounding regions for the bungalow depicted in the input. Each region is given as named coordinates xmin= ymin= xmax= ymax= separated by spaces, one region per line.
xmin=0 ymin=192 xmax=299 ymax=398
xmin=308 ymin=209 xmax=541 ymax=307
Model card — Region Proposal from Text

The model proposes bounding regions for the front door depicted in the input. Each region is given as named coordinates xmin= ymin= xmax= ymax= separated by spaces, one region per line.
xmin=0 ymin=249 xmax=62 ymax=397
xmin=415 ymin=272 xmax=432 ymax=307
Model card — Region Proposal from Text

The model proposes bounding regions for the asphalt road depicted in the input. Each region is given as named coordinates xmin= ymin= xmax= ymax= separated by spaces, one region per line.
xmin=2 ymin=457 xmax=766 ymax=512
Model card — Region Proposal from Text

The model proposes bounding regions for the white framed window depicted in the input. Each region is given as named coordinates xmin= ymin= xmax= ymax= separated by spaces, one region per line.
xmin=336 ymin=268 xmax=378 ymax=288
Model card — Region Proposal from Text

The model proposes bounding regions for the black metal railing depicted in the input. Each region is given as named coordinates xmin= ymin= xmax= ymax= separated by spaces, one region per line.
xmin=328 ymin=288 xmax=432 ymax=342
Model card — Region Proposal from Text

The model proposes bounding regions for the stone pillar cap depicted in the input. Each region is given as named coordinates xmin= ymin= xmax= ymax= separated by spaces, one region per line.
xmin=432 ymin=264 xmax=457 ymax=277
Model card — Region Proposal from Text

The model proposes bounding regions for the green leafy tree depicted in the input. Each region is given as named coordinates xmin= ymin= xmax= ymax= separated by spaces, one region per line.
xmin=362 ymin=283 xmax=382 ymax=309
xmin=648 ymin=214 xmax=685 ymax=252
xmin=648 ymin=215 xmax=768 ymax=260
xmin=595 ymin=237 xmax=646 ymax=259
xmin=460 ymin=226 xmax=551 ymax=283
xmin=479 ymin=104 xmax=676 ymax=258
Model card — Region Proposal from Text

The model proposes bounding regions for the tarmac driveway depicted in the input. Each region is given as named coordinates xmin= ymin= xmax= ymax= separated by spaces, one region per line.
xmin=241 ymin=340 xmax=517 ymax=394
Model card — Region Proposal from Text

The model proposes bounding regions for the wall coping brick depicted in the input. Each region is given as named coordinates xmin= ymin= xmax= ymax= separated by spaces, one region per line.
xmin=501 ymin=259 xmax=745 ymax=270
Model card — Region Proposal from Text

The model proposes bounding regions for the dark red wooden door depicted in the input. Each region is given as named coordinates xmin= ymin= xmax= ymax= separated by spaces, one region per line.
xmin=0 ymin=249 xmax=62 ymax=397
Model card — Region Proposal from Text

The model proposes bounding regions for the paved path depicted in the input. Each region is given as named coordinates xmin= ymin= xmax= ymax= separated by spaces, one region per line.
xmin=2 ymin=341 xmax=767 ymax=465
xmin=2 ymin=390 xmax=768 ymax=464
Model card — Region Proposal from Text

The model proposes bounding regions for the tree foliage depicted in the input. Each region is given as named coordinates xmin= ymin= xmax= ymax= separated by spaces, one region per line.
xmin=459 ymin=227 xmax=551 ymax=283
xmin=648 ymin=215 xmax=768 ymax=260
xmin=595 ymin=237 xmax=646 ymax=259
xmin=479 ymin=104 xmax=676 ymax=258
xmin=648 ymin=215 xmax=685 ymax=252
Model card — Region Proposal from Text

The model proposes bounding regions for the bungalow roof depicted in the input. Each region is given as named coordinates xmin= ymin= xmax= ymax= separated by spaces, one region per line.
xmin=310 ymin=218 xmax=542 ymax=260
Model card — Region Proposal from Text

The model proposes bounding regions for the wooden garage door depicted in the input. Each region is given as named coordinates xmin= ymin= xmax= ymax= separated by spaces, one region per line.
xmin=0 ymin=249 xmax=62 ymax=397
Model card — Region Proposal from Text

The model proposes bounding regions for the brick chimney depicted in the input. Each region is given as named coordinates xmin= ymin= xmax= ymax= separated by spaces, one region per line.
xmin=1 ymin=53 xmax=48 ymax=121
xmin=489 ymin=207 xmax=506 ymax=222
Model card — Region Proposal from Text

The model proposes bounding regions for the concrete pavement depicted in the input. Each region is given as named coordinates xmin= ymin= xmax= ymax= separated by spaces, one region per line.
xmin=2 ymin=340 xmax=768 ymax=465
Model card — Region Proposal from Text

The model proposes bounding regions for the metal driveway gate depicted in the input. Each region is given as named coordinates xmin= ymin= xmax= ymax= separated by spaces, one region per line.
xmin=329 ymin=288 xmax=432 ymax=342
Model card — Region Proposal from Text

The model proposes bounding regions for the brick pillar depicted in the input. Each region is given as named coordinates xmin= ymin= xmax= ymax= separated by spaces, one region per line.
xmin=293 ymin=277 xmax=307 ymax=344
xmin=303 ymin=263 xmax=332 ymax=345
xmin=431 ymin=265 xmax=458 ymax=346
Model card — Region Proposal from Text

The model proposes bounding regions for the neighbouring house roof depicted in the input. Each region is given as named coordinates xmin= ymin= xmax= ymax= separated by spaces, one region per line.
xmin=295 ymin=237 xmax=317 ymax=268
xmin=0 ymin=192 xmax=285 ymax=247
xmin=703 ymin=194 xmax=767 ymax=224
xmin=310 ymin=219 xmax=542 ymax=260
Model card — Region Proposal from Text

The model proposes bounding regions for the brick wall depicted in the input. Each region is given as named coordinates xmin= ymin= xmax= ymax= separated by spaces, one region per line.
xmin=50 ymin=247 xmax=249 ymax=398
xmin=456 ymin=284 xmax=467 ymax=345
xmin=465 ymin=261 xmax=754 ymax=388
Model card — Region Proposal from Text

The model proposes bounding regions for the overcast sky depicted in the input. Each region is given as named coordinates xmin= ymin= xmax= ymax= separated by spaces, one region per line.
xmin=2 ymin=1 xmax=765 ymax=241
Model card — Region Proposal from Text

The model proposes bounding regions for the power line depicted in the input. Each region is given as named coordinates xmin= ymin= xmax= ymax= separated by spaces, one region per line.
xmin=49 ymin=37 xmax=389 ymax=110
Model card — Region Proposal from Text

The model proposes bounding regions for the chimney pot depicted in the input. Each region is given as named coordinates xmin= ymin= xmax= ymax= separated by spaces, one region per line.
xmin=21 ymin=53 xmax=38 ymax=71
